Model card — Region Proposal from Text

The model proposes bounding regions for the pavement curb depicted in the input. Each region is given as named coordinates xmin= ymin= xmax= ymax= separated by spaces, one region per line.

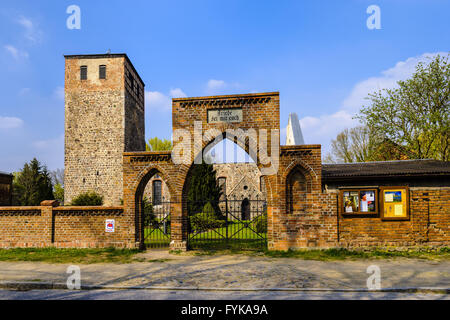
xmin=0 ymin=281 xmax=448 ymax=294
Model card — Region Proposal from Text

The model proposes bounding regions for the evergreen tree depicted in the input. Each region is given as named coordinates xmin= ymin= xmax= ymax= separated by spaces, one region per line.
xmin=187 ymin=161 xmax=222 ymax=217
xmin=13 ymin=158 xmax=54 ymax=205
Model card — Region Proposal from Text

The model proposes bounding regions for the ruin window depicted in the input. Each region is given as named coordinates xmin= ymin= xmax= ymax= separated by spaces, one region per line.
xmin=152 ymin=180 xmax=162 ymax=205
xmin=340 ymin=188 xmax=378 ymax=216
xmin=286 ymin=168 xmax=309 ymax=214
xmin=260 ymin=176 xmax=266 ymax=193
xmin=241 ymin=198 xmax=250 ymax=220
xmin=80 ymin=66 xmax=87 ymax=80
xmin=99 ymin=65 xmax=106 ymax=79
xmin=218 ymin=177 xmax=226 ymax=197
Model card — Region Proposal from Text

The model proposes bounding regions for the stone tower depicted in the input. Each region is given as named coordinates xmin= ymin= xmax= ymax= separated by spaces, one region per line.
xmin=64 ymin=54 xmax=145 ymax=206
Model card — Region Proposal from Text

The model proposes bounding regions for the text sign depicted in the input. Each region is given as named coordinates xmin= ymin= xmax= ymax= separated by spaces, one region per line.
xmin=105 ymin=219 xmax=115 ymax=233
xmin=208 ymin=108 xmax=243 ymax=124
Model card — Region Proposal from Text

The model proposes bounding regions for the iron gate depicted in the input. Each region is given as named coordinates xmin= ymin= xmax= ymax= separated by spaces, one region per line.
xmin=143 ymin=198 xmax=171 ymax=248
xmin=188 ymin=196 xmax=267 ymax=250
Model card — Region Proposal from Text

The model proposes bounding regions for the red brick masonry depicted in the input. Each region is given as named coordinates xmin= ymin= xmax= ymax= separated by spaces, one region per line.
xmin=0 ymin=189 xmax=448 ymax=250
xmin=1 ymin=91 xmax=448 ymax=250
xmin=0 ymin=200 xmax=134 ymax=249
xmin=338 ymin=188 xmax=450 ymax=248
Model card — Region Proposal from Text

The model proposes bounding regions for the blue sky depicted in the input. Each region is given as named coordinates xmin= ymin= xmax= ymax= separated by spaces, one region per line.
xmin=0 ymin=0 xmax=449 ymax=172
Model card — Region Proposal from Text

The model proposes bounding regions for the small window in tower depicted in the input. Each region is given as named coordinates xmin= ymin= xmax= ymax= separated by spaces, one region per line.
xmin=99 ymin=65 xmax=106 ymax=79
xmin=80 ymin=66 xmax=87 ymax=80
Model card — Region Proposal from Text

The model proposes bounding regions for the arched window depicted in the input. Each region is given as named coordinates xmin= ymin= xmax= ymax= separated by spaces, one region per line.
xmin=286 ymin=168 xmax=309 ymax=214
xmin=152 ymin=180 xmax=162 ymax=205
xmin=218 ymin=177 xmax=227 ymax=197
xmin=241 ymin=198 xmax=250 ymax=220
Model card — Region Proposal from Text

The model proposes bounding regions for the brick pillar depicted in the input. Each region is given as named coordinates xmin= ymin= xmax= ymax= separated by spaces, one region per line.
xmin=266 ymin=206 xmax=274 ymax=250
xmin=40 ymin=200 xmax=59 ymax=246
xmin=122 ymin=188 xmax=140 ymax=249
xmin=170 ymin=202 xmax=188 ymax=251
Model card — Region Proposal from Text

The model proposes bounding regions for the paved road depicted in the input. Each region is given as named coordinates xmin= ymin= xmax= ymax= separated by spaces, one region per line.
xmin=0 ymin=289 xmax=448 ymax=300
xmin=0 ymin=251 xmax=449 ymax=290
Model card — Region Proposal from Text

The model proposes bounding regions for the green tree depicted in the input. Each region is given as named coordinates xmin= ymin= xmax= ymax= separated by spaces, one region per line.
xmin=71 ymin=191 xmax=103 ymax=206
xmin=12 ymin=158 xmax=54 ymax=206
xmin=187 ymin=162 xmax=223 ymax=217
xmin=357 ymin=54 xmax=450 ymax=161
xmin=146 ymin=137 xmax=172 ymax=151
xmin=53 ymin=183 xmax=64 ymax=204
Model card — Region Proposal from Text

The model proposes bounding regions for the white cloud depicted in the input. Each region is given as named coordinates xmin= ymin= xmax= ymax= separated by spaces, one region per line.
xmin=297 ymin=52 xmax=447 ymax=155
xmin=4 ymin=45 xmax=29 ymax=60
xmin=169 ymin=88 xmax=187 ymax=98
xmin=19 ymin=88 xmax=31 ymax=96
xmin=33 ymin=134 xmax=63 ymax=149
xmin=342 ymin=52 xmax=447 ymax=113
xmin=146 ymin=91 xmax=171 ymax=111
xmin=207 ymin=79 xmax=226 ymax=91
xmin=145 ymin=88 xmax=187 ymax=111
xmin=17 ymin=15 xmax=42 ymax=44
xmin=299 ymin=111 xmax=359 ymax=152
xmin=53 ymin=86 xmax=65 ymax=100
xmin=17 ymin=16 xmax=33 ymax=29
xmin=205 ymin=79 xmax=241 ymax=95
xmin=32 ymin=134 xmax=64 ymax=170
xmin=0 ymin=116 xmax=24 ymax=129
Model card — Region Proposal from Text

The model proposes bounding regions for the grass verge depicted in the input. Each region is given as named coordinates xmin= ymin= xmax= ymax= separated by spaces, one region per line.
xmin=188 ymin=247 xmax=450 ymax=261
xmin=0 ymin=247 xmax=448 ymax=263
xmin=0 ymin=247 xmax=143 ymax=264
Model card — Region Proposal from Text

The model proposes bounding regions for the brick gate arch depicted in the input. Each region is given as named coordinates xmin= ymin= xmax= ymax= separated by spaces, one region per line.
xmin=123 ymin=92 xmax=281 ymax=250
xmin=123 ymin=92 xmax=324 ymax=251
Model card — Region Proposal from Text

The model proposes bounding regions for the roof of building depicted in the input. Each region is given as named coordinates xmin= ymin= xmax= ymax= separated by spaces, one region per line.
xmin=322 ymin=159 xmax=450 ymax=180
xmin=0 ymin=171 xmax=12 ymax=177
xmin=64 ymin=53 xmax=145 ymax=85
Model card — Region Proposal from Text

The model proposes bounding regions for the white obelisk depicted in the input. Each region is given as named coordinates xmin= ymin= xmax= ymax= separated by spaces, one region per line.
xmin=285 ymin=113 xmax=305 ymax=145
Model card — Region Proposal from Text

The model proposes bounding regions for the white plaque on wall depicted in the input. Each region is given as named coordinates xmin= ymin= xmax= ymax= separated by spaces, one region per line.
xmin=207 ymin=108 xmax=243 ymax=123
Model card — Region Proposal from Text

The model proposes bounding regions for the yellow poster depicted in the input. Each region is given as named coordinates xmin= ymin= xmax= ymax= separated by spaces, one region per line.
xmin=383 ymin=188 xmax=407 ymax=218
xmin=385 ymin=193 xmax=394 ymax=202
xmin=394 ymin=204 xmax=403 ymax=216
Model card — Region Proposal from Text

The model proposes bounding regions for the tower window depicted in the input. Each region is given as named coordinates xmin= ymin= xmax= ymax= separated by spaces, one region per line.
xmin=80 ymin=66 xmax=87 ymax=80
xmin=99 ymin=65 xmax=106 ymax=79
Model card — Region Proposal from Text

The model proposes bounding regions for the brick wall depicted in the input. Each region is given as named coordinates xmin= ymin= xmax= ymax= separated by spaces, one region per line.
xmin=268 ymin=145 xmax=339 ymax=250
xmin=0 ymin=201 xmax=135 ymax=249
xmin=0 ymin=187 xmax=447 ymax=249
xmin=337 ymin=187 xmax=450 ymax=248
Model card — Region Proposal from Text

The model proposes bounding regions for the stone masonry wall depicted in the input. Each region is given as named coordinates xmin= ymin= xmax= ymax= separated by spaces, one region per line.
xmin=214 ymin=163 xmax=265 ymax=199
xmin=64 ymin=55 xmax=145 ymax=206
